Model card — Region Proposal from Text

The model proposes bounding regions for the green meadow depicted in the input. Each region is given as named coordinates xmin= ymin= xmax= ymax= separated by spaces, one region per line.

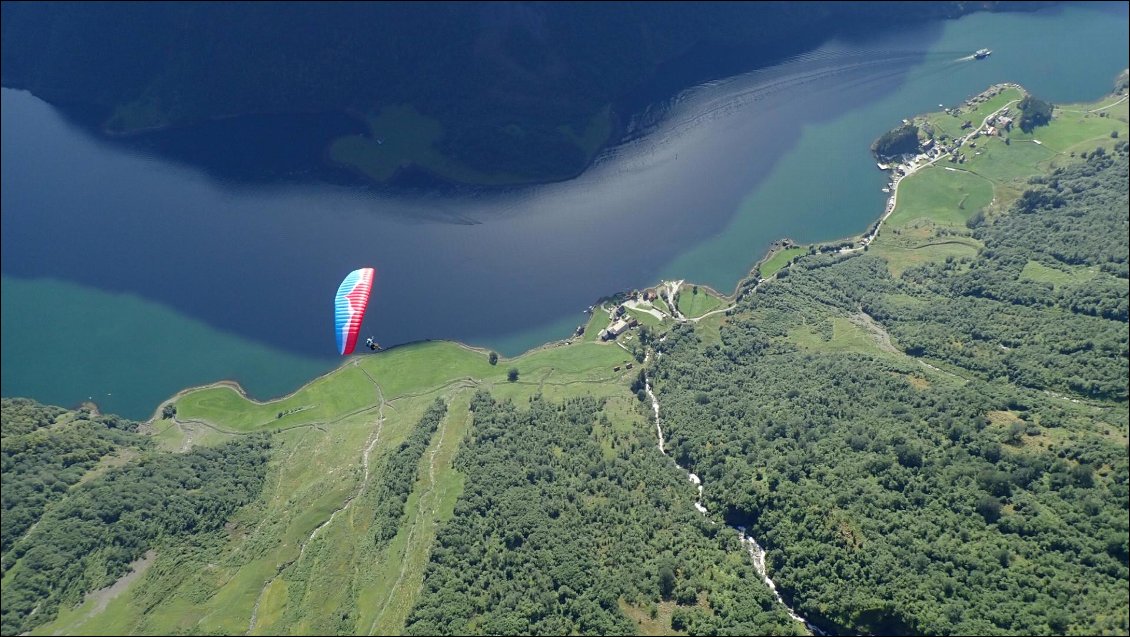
xmin=33 ymin=338 xmax=644 ymax=636
xmin=675 ymin=285 xmax=726 ymax=319
xmin=757 ymin=247 xmax=805 ymax=278
xmin=1019 ymin=260 xmax=1100 ymax=287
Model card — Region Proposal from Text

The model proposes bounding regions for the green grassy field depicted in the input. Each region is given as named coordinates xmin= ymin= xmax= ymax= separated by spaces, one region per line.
xmin=922 ymin=87 xmax=1023 ymax=142
xmin=34 ymin=337 xmax=644 ymax=636
xmin=758 ymin=247 xmax=805 ymax=278
xmin=693 ymin=312 xmax=728 ymax=348
xmin=884 ymin=167 xmax=993 ymax=228
xmin=626 ymin=307 xmax=664 ymax=327
xmin=358 ymin=393 xmax=471 ymax=635
xmin=1019 ymin=260 xmax=1101 ymax=287
xmin=583 ymin=308 xmax=614 ymax=342
xmin=868 ymin=239 xmax=981 ymax=277
xmin=789 ymin=317 xmax=889 ymax=357
xmin=1009 ymin=106 xmax=1129 ymax=154
xmin=959 ymin=136 xmax=1057 ymax=185
xmin=675 ymin=286 xmax=726 ymax=318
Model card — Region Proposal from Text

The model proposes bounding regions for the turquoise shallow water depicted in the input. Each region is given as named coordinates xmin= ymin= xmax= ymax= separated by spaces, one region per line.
xmin=2 ymin=3 xmax=1126 ymax=419
xmin=1 ymin=276 xmax=331 ymax=419
xmin=662 ymin=3 xmax=1130 ymax=287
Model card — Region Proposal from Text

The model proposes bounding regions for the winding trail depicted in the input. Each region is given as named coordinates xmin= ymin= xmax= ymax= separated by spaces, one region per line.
xmin=691 ymin=306 xmax=731 ymax=322
xmin=1061 ymin=94 xmax=1128 ymax=114
xmin=1089 ymin=94 xmax=1128 ymax=112
xmin=642 ymin=357 xmax=822 ymax=634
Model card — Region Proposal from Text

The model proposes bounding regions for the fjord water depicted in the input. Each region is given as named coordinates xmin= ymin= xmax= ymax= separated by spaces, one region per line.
xmin=2 ymin=3 xmax=1127 ymax=419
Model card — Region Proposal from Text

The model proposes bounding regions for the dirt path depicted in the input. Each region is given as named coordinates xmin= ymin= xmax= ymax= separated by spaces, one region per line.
xmin=691 ymin=306 xmax=730 ymax=322
xmin=623 ymin=298 xmax=669 ymax=321
xmin=1059 ymin=94 xmax=1128 ymax=114
xmin=1090 ymin=94 xmax=1128 ymax=112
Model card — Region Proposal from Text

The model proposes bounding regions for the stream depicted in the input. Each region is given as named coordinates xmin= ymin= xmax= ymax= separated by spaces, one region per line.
xmin=643 ymin=364 xmax=826 ymax=635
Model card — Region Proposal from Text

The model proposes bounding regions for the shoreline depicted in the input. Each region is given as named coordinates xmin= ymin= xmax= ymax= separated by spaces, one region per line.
xmin=137 ymin=79 xmax=1118 ymax=423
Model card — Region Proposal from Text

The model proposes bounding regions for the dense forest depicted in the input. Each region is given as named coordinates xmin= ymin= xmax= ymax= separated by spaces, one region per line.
xmin=0 ymin=400 xmax=272 ymax=636
xmin=404 ymin=392 xmax=805 ymax=636
xmin=0 ymin=2 xmax=1041 ymax=184
xmin=650 ymin=144 xmax=1130 ymax=634
xmin=1 ymin=399 xmax=143 ymax=562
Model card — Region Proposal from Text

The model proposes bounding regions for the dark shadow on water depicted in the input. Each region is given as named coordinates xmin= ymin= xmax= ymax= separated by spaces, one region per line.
xmin=51 ymin=104 xmax=373 ymax=188
xmin=3 ymin=23 xmax=952 ymax=359
xmin=40 ymin=17 xmax=954 ymax=200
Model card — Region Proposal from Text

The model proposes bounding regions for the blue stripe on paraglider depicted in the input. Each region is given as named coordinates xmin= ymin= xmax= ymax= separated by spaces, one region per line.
xmin=335 ymin=270 xmax=361 ymax=355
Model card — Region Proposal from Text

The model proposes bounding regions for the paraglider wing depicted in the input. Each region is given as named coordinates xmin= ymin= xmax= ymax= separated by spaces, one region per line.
xmin=334 ymin=267 xmax=376 ymax=355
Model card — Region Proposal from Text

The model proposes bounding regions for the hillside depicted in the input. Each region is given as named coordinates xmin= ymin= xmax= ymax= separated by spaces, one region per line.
xmin=2 ymin=83 xmax=1126 ymax=636
xmin=652 ymin=85 xmax=1129 ymax=634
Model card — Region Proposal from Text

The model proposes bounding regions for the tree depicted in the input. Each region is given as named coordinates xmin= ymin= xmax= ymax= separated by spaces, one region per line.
xmin=976 ymin=495 xmax=1001 ymax=523
xmin=872 ymin=123 xmax=920 ymax=160
xmin=508 ymin=368 xmax=519 ymax=382
xmin=488 ymin=351 xmax=499 ymax=366
xmin=638 ymin=325 xmax=653 ymax=347
xmin=1071 ymin=463 xmax=1093 ymax=487
xmin=161 ymin=403 xmax=177 ymax=419
xmin=1047 ymin=609 xmax=1069 ymax=634
xmin=996 ymin=547 xmax=1011 ymax=568
xmin=658 ymin=565 xmax=676 ymax=600
xmin=1018 ymin=95 xmax=1054 ymax=132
